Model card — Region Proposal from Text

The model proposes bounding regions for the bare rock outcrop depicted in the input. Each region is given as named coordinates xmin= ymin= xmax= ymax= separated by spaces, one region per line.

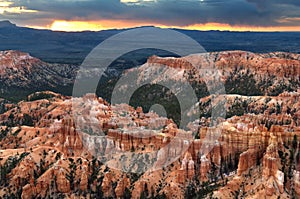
xmin=177 ymin=152 xmax=195 ymax=183
xmin=200 ymin=155 xmax=211 ymax=182
xmin=55 ymin=167 xmax=70 ymax=193
xmin=262 ymin=133 xmax=284 ymax=196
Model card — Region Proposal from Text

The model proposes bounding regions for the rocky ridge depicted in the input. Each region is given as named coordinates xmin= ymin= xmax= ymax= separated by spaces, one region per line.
xmin=126 ymin=51 xmax=300 ymax=99
xmin=0 ymin=50 xmax=78 ymax=100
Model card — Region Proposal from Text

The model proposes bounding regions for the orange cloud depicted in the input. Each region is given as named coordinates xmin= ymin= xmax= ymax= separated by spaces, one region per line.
xmin=276 ymin=17 xmax=300 ymax=24
xmin=0 ymin=1 xmax=37 ymax=14
xmin=44 ymin=20 xmax=300 ymax=32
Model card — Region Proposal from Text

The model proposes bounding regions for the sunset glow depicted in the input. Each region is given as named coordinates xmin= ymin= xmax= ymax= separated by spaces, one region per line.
xmin=46 ymin=20 xmax=300 ymax=32
xmin=180 ymin=23 xmax=300 ymax=32
xmin=1 ymin=0 xmax=300 ymax=32
xmin=50 ymin=20 xmax=162 ymax=32
xmin=51 ymin=21 xmax=104 ymax=32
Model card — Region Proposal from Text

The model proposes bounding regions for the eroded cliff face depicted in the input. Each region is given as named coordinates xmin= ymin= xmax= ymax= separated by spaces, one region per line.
xmin=262 ymin=133 xmax=285 ymax=196
xmin=0 ymin=50 xmax=77 ymax=99
xmin=144 ymin=51 xmax=300 ymax=96
xmin=0 ymin=51 xmax=300 ymax=198
xmin=213 ymin=131 xmax=294 ymax=199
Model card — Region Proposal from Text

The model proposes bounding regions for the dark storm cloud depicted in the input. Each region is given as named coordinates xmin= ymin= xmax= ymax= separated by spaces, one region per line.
xmin=3 ymin=0 xmax=300 ymax=27
xmin=247 ymin=0 xmax=300 ymax=8
xmin=246 ymin=0 xmax=300 ymax=25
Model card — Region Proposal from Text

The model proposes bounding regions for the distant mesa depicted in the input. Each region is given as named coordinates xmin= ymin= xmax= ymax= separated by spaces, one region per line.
xmin=0 ymin=20 xmax=17 ymax=28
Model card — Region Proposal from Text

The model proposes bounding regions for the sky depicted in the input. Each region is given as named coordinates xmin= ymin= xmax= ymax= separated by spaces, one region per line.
xmin=0 ymin=0 xmax=300 ymax=31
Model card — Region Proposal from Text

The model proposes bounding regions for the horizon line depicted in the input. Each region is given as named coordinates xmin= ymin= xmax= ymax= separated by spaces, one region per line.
xmin=2 ymin=20 xmax=300 ymax=33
